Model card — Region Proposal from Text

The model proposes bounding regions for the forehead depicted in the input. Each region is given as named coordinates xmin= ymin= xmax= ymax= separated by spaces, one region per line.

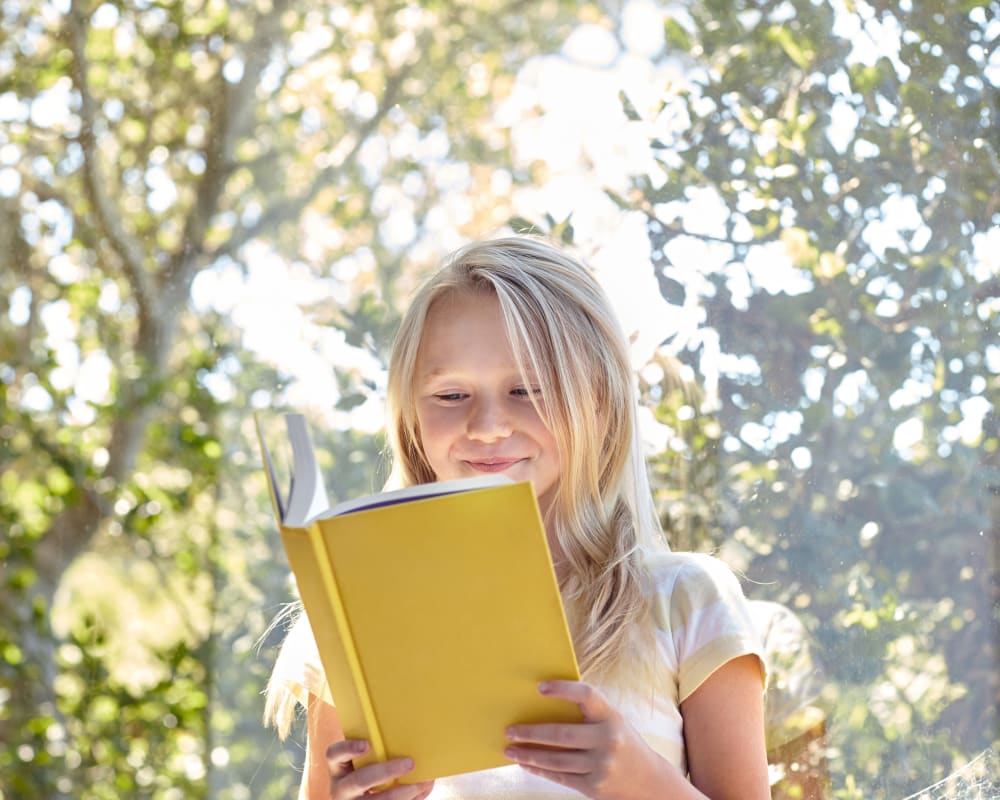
xmin=414 ymin=290 xmax=519 ymax=373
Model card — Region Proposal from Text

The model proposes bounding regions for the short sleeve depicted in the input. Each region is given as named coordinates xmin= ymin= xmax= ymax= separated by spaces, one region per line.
xmin=659 ymin=553 xmax=768 ymax=703
xmin=271 ymin=613 xmax=333 ymax=707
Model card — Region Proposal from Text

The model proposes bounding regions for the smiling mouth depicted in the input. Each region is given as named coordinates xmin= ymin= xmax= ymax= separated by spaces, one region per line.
xmin=464 ymin=459 xmax=523 ymax=473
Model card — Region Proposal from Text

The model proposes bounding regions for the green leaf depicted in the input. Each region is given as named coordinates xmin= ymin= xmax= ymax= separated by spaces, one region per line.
xmin=2 ymin=642 xmax=24 ymax=665
xmin=618 ymin=89 xmax=641 ymax=121
xmin=656 ymin=273 xmax=686 ymax=305
xmin=663 ymin=16 xmax=692 ymax=52
xmin=769 ymin=24 xmax=811 ymax=70
xmin=603 ymin=189 xmax=632 ymax=211
xmin=507 ymin=216 xmax=541 ymax=234
xmin=336 ymin=391 xmax=367 ymax=411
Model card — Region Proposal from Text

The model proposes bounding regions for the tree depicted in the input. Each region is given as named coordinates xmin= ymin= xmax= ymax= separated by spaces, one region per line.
xmin=0 ymin=0 xmax=586 ymax=795
xmin=620 ymin=0 xmax=998 ymax=794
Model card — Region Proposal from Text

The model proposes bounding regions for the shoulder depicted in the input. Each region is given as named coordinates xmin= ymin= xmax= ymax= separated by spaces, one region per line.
xmin=643 ymin=550 xmax=749 ymax=614
xmin=642 ymin=551 xmax=766 ymax=700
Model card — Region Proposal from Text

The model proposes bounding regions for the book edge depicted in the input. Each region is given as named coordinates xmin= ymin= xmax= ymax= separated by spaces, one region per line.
xmin=317 ymin=474 xmax=514 ymax=520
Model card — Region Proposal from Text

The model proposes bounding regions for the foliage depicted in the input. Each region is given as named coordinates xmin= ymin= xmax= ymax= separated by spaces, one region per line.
xmin=0 ymin=0 xmax=585 ymax=796
xmin=1 ymin=0 xmax=997 ymax=797
xmin=623 ymin=0 xmax=999 ymax=795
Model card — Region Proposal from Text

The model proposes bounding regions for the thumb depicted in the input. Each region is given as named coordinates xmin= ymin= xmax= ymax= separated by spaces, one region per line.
xmin=325 ymin=739 xmax=367 ymax=778
xmin=540 ymin=680 xmax=613 ymax=722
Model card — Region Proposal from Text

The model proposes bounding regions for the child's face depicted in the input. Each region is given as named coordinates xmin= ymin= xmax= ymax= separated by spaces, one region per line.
xmin=413 ymin=291 xmax=562 ymax=514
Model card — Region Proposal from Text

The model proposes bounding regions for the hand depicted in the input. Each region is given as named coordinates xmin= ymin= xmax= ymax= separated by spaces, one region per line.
xmin=503 ymin=681 xmax=673 ymax=800
xmin=325 ymin=739 xmax=435 ymax=800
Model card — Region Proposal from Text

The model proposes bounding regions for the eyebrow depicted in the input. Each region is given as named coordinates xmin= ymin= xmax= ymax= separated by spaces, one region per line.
xmin=417 ymin=365 xmax=540 ymax=380
xmin=416 ymin=367 xmax=459 ymax=381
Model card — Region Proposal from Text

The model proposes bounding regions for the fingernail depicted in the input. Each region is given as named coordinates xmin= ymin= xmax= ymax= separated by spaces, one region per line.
xmin=504 ymin=747 xmax=517 ymax=760
xmin=352 ymin=740 xmax=368 ymax=753
xmin=538 ymin=681 xmax=551 ymax=693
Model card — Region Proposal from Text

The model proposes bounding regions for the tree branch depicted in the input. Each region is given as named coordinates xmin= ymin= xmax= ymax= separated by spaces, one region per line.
xmin=207 ymin=67 xmax=405 ymax=262
xmin=161 ymin=0 xmax=292 ymax=302
xmin=64 ymin=0 xmax=155 ymax=320
xmin=636 ymin=202 xmax=783 ymax=250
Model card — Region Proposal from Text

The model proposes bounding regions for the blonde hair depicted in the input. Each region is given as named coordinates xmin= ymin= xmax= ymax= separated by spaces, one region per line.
xmin=265 ymin=235 xmax=668 ymax=737
xmin=388 ymin=236 xmax=666 ymax=681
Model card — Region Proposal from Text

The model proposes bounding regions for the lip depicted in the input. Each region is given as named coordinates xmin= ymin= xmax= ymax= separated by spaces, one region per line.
xmin=463 ymin=458 xmax=524 ymax=473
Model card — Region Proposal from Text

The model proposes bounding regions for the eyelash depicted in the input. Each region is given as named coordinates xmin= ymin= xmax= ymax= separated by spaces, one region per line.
xmin=432 ymin=387 xmax=541 ymax=402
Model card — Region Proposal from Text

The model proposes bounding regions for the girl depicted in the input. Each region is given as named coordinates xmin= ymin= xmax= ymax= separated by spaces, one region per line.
xmin=265 ymin=236 xmax=770 ymax=800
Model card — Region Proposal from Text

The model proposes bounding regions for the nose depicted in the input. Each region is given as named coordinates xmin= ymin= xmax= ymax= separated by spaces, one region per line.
xmin=466 ymin=396 xmax=513 ymax=442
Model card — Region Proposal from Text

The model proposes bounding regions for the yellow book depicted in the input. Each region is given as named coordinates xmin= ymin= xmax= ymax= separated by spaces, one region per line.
xmin=256 ymin=413 xmax=581 ymax=783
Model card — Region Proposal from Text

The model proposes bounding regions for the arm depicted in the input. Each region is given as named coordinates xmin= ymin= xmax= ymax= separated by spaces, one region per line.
xmin=301 ymin=693 xmax=343 ymax=799
xmin=681 ymin=654 xmax=771 ymax=799
xmin=300 ymin=693 xmax=435 ymax=800
xmin=504 ymin=655 xmax=769 ymax=800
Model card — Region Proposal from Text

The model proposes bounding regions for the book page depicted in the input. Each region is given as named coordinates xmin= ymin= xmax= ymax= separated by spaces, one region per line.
xmin=284 ymin=413 xmax=331 ymax=527
xmin=320 ymin=474 xmax=512 ymax=518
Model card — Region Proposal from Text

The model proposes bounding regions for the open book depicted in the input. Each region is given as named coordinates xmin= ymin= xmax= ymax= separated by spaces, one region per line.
xmin=256 ymin=413 xmax=581 ymax=783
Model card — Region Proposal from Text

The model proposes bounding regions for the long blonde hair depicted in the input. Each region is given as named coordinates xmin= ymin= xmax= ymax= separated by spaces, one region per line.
xmin=387 ymin=236 xmax=666 ymax=681
xmin=265 ymin=235 xmax=668 ymax=737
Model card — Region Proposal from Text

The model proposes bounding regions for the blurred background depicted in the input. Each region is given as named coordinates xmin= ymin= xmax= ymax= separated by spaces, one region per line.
xmin=1 ymin=0 xmax=997 ymax=797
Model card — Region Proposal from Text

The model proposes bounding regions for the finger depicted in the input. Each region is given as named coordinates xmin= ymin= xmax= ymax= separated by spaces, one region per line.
xmin=326 ymin=739 xmax=367 ymax=777
xmin=414 ymin=782 xmax=436 ymax=800
xmin=375 ymin=780 xmax=435 ymax=800
xmin=517 ymin=764 xmax=587 ymax=793
xmin=505 ymin=721 xmax=603 ymax=749
xmin=338 ymin=757 xmax=417 ymax=796
xmin=538 ymin=680 xmax=612 ymax=721
xmin=505 ymin=743 xmax=592 ymax=774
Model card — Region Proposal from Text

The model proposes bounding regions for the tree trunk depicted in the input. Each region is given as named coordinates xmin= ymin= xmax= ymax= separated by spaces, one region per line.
xmin=0 ymin=289 xmax=181 ymax=796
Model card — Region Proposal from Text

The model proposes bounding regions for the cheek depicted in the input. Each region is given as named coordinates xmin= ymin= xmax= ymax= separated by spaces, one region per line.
xmin=520 ymin=407 xmax=559 ymax=454
xmin=414 ymin=408 xmax=452 ymax=456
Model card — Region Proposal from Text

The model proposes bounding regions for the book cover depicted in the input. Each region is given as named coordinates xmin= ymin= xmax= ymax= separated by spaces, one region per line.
xmin=256 ymin=413 xmax=581 ymax=783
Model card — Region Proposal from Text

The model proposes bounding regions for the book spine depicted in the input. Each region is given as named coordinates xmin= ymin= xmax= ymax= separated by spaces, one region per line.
xmin=309 ymin=525 xmax=386 ymax=762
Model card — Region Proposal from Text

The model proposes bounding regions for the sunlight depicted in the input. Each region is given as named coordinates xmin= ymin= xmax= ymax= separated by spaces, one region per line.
xmin=5 ymin=0 xmax=996 ymax=796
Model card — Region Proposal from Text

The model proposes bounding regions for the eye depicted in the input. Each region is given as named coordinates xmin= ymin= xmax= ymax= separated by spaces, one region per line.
xmin=433 ymin=392 xmax=467 ymax=402
xmin=511 ymin=386 xmax=542 ymax=398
